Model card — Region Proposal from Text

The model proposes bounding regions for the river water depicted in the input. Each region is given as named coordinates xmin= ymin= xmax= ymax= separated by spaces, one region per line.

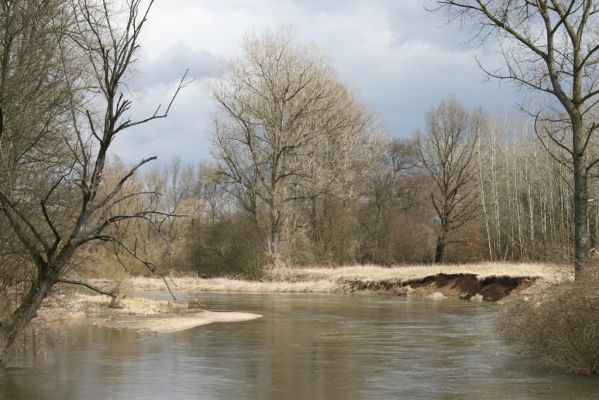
xmin=1 ymin=293 xmax=599 ymax=399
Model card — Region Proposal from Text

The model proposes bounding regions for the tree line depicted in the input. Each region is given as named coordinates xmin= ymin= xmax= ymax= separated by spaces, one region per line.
xmin=56 ymin=28 xmax=591 ymax=277
xmin=112 ymin=86 xmax=588 ymax=276
xmin=161 ymin=29 xmax=598 ymax=274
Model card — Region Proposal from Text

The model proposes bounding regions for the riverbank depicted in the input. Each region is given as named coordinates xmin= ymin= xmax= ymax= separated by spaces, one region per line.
xmin=95 ymin=262 xmax=567 ymax=302
xmin=29 ymin=262 xmax=564 ymax=335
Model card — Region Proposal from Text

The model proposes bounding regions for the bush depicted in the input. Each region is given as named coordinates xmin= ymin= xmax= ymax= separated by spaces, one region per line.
xmin=498 ymin=270 xmax=599 ymax=375
xmin=186 ymin=215 xmax=266 ymax=279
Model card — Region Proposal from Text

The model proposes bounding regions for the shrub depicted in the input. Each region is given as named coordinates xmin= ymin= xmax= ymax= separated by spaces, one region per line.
xmin=186 ymin=215 xmax=266 ymax=279
xmin=498 ymin=270 xmax=599 ymax=375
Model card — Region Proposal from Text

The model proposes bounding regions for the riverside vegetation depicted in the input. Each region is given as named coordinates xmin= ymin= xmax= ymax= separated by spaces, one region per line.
xmin=499 ymin=269 xmax=599 ymax=375
xmin=2 ymin=0 xmax=599 ymax=377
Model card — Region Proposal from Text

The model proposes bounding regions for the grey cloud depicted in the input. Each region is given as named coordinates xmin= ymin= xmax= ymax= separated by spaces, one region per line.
xmin=111 ymin=0 xmax=530 ymax=164
xmin=111 ymin=86 xmax=215 ymax=165
xmin=284 ymin=0 xmax=523 ymax=137
xmin=139 ymin=43 xmax=220 ymax=86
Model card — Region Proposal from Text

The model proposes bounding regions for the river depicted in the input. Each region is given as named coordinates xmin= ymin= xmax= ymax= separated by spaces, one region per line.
xmin=2 ymin=293 xmax=599 ymax=399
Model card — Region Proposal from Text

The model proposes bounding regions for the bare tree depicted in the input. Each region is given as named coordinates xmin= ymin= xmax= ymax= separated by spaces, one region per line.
xmin=418 ymin=96 xmax=480 ymax=263
xmin=0 ymin=0 xmax=187 ymax=362
xmin=136 ymin=157 xmax=196 ymax=270
xmin=435 ymin=0 xmax=599 ymax=276
xmin=358 ymin=136 xmax=420 ymax=264
xmin=196 ymin=162 xmax=229 ymax=225
xmin=210 ymin=28 xmax=368 ymax=266
xmin=0 ymin=0 xmax=84 ymax=293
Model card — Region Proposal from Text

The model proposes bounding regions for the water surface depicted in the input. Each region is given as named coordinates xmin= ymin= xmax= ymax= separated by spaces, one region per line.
xmin=2 ymin=293 xmax=599 ymax=399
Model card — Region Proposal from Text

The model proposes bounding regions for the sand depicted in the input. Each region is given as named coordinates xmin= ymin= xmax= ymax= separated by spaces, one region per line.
xmin=36 ymin=292 xmax=262 ymax=334
xmin=99 ymin=311 xmax=262 ymax=333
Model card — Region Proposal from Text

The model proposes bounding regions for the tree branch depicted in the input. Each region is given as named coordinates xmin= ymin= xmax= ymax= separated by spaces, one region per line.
xmin=57 ymin=278 xmax=117 ymax=298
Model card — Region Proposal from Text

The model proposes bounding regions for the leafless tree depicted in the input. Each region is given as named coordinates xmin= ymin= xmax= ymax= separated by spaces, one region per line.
xmin=418 ymin=96 xmax=480 ymax=263
xmin=0 ymin=0 xmax=187 ymax=362
xmin=0 ymin=0 xmax=79 ymax=296
xmin=195 ymin=162 xmax=229 ymax=225
xmin=210 ymin=28 xmax=368 ymax=266
xmin=136 ymin=157 xmax=197 ymax=269
xmin=435 ymin=0 xmax=599 ymax=276
xmin=358 ymin=136 xmax=420 ymax=264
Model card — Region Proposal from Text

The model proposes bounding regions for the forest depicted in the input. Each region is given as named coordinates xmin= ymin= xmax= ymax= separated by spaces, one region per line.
xmin=78 ymin=86 xmax=588 ymax=277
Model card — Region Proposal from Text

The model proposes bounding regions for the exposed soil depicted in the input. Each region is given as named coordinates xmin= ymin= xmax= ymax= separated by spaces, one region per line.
xmin=343 ymin=273 xmax=537 ymax=301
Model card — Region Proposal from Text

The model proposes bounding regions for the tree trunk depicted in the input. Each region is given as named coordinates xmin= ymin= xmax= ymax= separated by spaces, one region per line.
xmin=573 ymin=117 xmax=589 ymax=279
xmin=0 ymin=267 xmax=59 ymax=363
xmin=476 ymin=135 xmax=493 ymax=260
xmin=269 ymin=221 xmax=281 ymax=268
xmin=434 ymin=233 xmax=446 ymax=264
xmin=573 ymin=163 xmax=589 ymax=278
xmin=311 ymin=197 xmax=318 ymax=241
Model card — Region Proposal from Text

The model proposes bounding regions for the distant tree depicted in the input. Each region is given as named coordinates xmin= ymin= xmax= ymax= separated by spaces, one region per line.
xmin=417 ymin=96 xmax=480 ymax=263
xmin=435 ymin=0 xmax=599 ymax=277
xmin=143 ymin=157 xmax=196 ymax=269
xmin=359 ymin=137 xmax=420 ymax=264
xmin=0 ymin=0 xmax=187 ymax=362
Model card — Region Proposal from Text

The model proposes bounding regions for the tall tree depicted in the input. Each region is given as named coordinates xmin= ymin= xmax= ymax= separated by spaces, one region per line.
xmin=418 ymin=96 xmax=480 ymax=263
xmin=436 ymin=0 xmax=599 ymax=277
xmin=0 ymin=0 xmax=77 ymax=312
xmin=210 ymin=28 xmax=368 ymax=266
xmin=0 ymin=0 xmax=186 ymax=362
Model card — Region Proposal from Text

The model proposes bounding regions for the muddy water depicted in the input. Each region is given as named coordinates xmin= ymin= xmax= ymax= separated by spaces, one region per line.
xmin=2 ymin=293 xmax=599 ymax=400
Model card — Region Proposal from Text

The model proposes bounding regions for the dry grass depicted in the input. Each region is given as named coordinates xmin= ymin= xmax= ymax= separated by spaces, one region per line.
xmin=124 ymin=276 xmax=339 ymax=293
xmin=499 ymin=270 xmax=599 ymax=375
xmin=113 ymin=262 xmax=566 ymax=294
xmin=265 ymin=262 xmax=567 ymax=282
xmin=38 ymin=291 xmax=187 ymax=322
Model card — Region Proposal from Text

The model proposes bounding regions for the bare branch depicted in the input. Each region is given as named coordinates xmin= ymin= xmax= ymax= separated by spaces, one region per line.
xmin=57 ymin=278 xmax=116 ymax=298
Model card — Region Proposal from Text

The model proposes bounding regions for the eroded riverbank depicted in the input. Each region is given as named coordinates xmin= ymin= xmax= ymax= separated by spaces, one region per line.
xmin=102 ymin=262 xmax=566 ymax=302
xmin=343 ymin=273 xmax=537 ymax=301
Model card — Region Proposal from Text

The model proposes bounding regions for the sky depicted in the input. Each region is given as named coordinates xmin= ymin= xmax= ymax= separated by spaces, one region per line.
xmin=112 ymin=0 xmax=525 ymax=165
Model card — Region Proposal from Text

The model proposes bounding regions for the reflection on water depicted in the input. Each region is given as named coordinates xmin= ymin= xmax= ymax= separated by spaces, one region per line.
xmin=2 ymin=293 xmax=599 ymax=400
